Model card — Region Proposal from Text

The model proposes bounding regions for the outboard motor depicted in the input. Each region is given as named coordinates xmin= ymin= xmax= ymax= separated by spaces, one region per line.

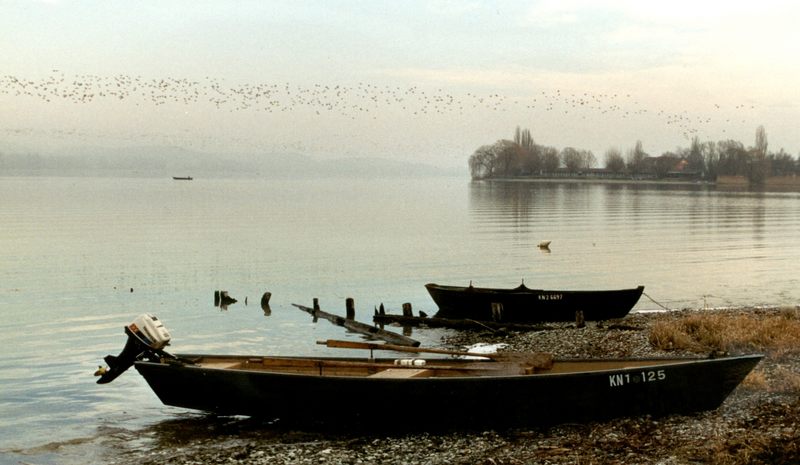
xmin=96 ymin=313 xmax=171 ymax=384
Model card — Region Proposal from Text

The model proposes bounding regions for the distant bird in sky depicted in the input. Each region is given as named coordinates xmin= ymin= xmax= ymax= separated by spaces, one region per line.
xmin=0 ymin=70 xmax=760 ymax=152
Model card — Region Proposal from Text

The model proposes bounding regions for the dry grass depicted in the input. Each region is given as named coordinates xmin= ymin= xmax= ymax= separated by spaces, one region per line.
xmin=740 ymin=369 xmax=770 ymax=390
xmin=740 ymin=367 xmax=800 ymax=393
xmin=700 ymin=435 xmax=800 ymax=465
xmin=772 ymin=368 xmax=800 ymax=393
xmin=648 ymin=308 xmax=800 ymax=357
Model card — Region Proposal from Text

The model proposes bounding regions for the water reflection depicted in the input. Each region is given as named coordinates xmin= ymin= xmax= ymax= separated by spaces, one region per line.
xmin=4 ymin=176 xmax=800 ymax=463
xmin=464 ymin=179 xmax=799 ymax=309
xmin=211 ymin=290 xmax=273 ymax=315
xmin=468 ymin=179 xmax=778 ymax=248
xmin=260 ymin=292 xmax=272 ymax=316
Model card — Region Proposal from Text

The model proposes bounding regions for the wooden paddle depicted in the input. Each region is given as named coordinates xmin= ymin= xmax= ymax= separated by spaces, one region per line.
xmin=319 ymin=338 xmax=501 ymax=359
xmin=317 ymin=339 xmax=554 ymax=372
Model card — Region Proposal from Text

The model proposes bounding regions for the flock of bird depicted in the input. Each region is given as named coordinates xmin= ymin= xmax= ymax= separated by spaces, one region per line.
xmin=1 ymin=70 xmax=757 ymax=150
xmin=2 ymin=70 xmax=648 ymax=116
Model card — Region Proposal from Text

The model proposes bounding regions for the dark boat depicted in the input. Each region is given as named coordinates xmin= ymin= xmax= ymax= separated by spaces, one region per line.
xmin=96 ymin=314 xmax=761 ymax=429
xmin=425 ymin=282 xmax=645 ymax=322
xmin=172 ymin=176 xmax=193 ymax=180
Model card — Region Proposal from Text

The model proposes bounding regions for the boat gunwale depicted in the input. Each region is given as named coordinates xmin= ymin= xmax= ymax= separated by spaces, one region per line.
xmin=425 ymin=283 xmax=645 ymax=295
xmin=135 ymin=353 xmax=763 ymax=381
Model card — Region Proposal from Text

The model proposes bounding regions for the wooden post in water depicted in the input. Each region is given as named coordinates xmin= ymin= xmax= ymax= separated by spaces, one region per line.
xmin=219 ymin=291 xmax=237 ymax=305
xmin=312 ymin=298 xmax=320 ymax=323
xmin=261 ymin=292 xmax=272 ymax=315
xmin=402 ymin=303 xmax=413 ymax=317
xmin=345 ymin=297 xmax=355 ymax=320
xmin=401 ymin=303 xmax=414 ymax=337
xmin=292 ymin=303 xmax=420 ymax=346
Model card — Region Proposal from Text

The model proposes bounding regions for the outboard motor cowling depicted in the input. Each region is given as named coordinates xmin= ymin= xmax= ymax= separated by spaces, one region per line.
xmin=96 ymin=314 xmax=171 ymax=384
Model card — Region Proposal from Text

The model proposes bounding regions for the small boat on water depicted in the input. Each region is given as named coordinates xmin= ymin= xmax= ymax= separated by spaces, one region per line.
xmin=172 ymin=176 xmax=193 ymax=180
xmin=426 ymin=282 xmax=645 ymax=323
xmin=96 ymin=314 xmax=761 ymax=429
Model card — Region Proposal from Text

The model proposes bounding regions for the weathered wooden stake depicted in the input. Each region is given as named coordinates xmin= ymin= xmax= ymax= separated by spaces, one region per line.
xmin=491 ymin=302 xmax=504 ymax=322
xmin=292 ymin=303 xmax=420 ymax=346
xmin=575 ymin=310 xmax=585 ymax=328
xmin=220 ymin=291 xmax=237 ymax=305
xmin=345 ymin=297 xmax=355 ymax=320
xmin=261 ymin=292 xmax=272 ymax=315
xmin=402 ymin=302 xmax=413 ymax=317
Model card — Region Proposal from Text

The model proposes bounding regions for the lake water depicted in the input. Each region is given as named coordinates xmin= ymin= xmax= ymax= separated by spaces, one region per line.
xmin=1 ymin=175 xmax=799 ymax=464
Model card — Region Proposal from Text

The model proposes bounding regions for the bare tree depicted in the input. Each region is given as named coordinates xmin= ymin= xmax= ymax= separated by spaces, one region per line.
xmin=513 ymin=126 xmax=539 ymax=174
xmin=769 ymin=149 xmax=795 ymax=176
xmin=584 ymin=151 xmax=597 ymax=170
xmin=750 ymin=126 xmax=769 ymax=185
xmin=604 ymin=147 xmax=625 ymax=173
xmin=520 ymin=144 xmax=541 ymax=174
xmin=469 ymin=140 xmax=525 ymax=179
xmin=494 ymin=140 xmax=522 ymax=176
xmin=541 ymin=146 xmax=560 ymax=172
xmin=755 ymin=125 xmax=768 ymax=158
xmin=687 ymin=136 xmax=705 ymax=173
xmin=560 ymin=148 xmax=596 ymax=172
xmin=702 ymin=141 xmax=719 ymax=180
xmin=469 ymin=145 xmax=496 ymax=180
xmin=717 ymin=140 xmax=748 ymax=176
xmin=626 ymin=140 xmax=647 ymax=174
xmin=514 ymin=126 xmax=534 ymax=150
xmin=469 ymin=126 xmax=800 ymax=183
xmin=561 ymin=147 xmax=582 ymax=172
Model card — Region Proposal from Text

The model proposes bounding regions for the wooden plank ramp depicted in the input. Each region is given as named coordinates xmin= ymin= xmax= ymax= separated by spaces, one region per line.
xmin=293 ymin=302 xmax=420 ymax=347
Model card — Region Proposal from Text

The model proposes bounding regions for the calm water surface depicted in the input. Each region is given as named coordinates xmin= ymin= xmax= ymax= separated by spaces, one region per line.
xmin=1 ymin=176 xmax=799 ymax=463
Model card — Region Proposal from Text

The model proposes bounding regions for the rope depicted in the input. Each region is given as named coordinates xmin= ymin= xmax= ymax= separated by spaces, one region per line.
xmin=642 ymin=293 xmax=740 ymax=312
xmin=642 ymin=292 xmax=673 ymax=311
xmin=465 ymin=319 xmax=500 ymax=333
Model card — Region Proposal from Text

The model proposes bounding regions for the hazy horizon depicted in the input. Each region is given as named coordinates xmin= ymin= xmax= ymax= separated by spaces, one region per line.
xmin=3 ymin=1 xmax=799 ymax=170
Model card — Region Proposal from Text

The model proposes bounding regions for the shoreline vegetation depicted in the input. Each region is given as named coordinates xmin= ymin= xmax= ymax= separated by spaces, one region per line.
xmin=469 ymin=125 xmax=800 ymax=191
xmin=102 ymin=307 xmax=799 ymax=465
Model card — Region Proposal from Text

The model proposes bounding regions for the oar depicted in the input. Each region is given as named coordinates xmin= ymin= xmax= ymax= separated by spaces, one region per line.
xmin=318 ymin=339 xmax=554 ymax=371
xmin=318 ymin=339 xmax=497 ymax=360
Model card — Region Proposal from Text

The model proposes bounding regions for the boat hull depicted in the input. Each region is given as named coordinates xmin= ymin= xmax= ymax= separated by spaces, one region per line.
xmin=426 ymin=283 xmax=645 ymax=322
xmin=134 ymin=354 xmax=760 ymax=429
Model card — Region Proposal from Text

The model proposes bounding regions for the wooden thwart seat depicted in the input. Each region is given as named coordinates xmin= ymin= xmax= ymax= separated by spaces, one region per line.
xmin=368 ymin=368 xmax=432 ymax=378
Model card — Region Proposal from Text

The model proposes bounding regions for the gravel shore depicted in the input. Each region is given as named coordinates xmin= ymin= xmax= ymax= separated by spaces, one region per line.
xmin=107 ymin=308 xmax=799 ymax=465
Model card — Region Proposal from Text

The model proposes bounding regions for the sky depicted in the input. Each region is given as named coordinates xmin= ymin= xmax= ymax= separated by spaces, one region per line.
xmin=2 ymin=0 xmax=799 ymax=169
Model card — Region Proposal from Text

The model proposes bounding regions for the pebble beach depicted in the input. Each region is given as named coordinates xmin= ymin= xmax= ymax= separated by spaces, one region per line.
xmin=85 ymin=308 xmax=800 ymax=465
